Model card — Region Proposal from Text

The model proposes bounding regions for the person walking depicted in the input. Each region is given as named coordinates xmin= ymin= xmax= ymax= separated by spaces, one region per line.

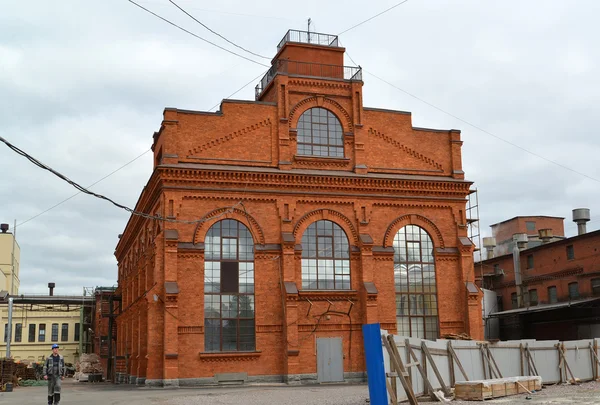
xmin=43 ymin=344 xmax=65 ymax=405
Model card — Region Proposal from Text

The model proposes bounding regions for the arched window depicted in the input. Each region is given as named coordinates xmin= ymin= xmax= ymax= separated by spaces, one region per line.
xmin=204 ymin=219 xmax=255 ymax=352
xmin=301 ymin=220 xmax=350 ymax=290
xmin=297 ymin=107 xmax=344 ymax=157
xmin=393 ymin=225 xmax=438 ymax=339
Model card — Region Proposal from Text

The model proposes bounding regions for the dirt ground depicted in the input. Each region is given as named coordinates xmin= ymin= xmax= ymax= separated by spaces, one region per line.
xmin=1 ymin=378 xmax=600 ymax=404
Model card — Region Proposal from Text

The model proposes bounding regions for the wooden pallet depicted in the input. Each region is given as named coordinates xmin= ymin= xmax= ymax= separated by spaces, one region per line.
xmin=455 ymin=376 xmax=542 ymax=401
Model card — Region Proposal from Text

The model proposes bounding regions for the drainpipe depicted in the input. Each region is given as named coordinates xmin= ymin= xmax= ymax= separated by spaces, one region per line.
xmin=513 ymin=233 xmax=528 ymax=308
xmin=6 ymin=297 xmax=13 ymax=358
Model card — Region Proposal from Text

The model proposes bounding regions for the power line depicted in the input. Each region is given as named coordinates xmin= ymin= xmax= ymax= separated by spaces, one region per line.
xmin=126 ymin=0 xmax=269 ymax=68
xmin=17 ymin=148 xmax=152 ymax=228
xmin=365 ymin=70 xmax=600 ymax=184
xmin=338 ymin=0 xmax=410 ymax=36
xmin=0 ymin=135 xmax=240 ymax=225
xmin=168 ymin=0 xmax=270 ymax=60
xmin=208 ymin=68 xmax=270 ymax=111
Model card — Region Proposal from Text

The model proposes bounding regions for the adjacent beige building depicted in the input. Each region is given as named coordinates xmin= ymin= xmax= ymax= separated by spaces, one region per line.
xmin=0 ymin=224 xmax=83 ymax=364
xmin=0 ymin=226 xmax=20 ymax=294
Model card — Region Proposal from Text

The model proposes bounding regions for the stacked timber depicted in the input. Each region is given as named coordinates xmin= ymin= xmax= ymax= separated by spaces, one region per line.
xmin=0 ymin=359 xmax=15 ymax=387
xmin=76 ymin=354 xmax=103 ymax=382
xmin=455 ymin=376 xmax=542 ymax=401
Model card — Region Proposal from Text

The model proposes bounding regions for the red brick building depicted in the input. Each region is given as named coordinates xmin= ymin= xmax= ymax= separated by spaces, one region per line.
xmin=115 ymin=29 xmax=482 ymax=387
xmin=482 ymin=215 xmax=600 ymax=340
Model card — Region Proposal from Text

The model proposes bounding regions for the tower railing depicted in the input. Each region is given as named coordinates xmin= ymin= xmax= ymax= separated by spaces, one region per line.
xmin=255 ymin=60 xmax=362 ymax=99
xmin=276 ymin=29 xmax=339 ymax=51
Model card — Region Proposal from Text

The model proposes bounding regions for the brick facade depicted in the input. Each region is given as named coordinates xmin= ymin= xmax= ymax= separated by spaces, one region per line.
xmin=114 ymin=30 xmax=482 ymax=386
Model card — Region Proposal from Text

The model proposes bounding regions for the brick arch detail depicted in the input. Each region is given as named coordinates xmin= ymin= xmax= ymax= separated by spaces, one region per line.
xmin=289 ymin=96 xmax=353 ymax=133
xmin=292 ymin=209 xmax=359 ymax=245
xmin=383 ymin=214 xmax=445 ymax=248
xmin=193 ymin=207 xmax=265 ymax=245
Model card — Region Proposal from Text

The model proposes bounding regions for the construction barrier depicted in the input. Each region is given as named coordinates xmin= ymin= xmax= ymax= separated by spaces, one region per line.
xmin=378 ymin=332 xmax=600 ymax=404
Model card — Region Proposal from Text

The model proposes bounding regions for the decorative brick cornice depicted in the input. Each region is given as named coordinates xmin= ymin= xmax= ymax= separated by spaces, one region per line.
xmin=298 ymin=323 xmax=361 ymax=332
xmin=178 ymin=326 xmax=203 ymax=334
xmin=288 ymin=79 xmax=352 ymax=91
xmin=188 ymin=119 xmax=272 ymax=155
xmin=294 ymin=155 xmax=351 ymax=169
xmin=199 ymin=351 xmax=261 ymax=362
xmin=298 ymin=290 xmax=358 ymax=301
xmin=256 ymin=325 xmax=283 ymax=333
xmin=369 ymin=128 xmax=443 ymax=171
xmin=160 ymin=167 xmax=471 ymax=198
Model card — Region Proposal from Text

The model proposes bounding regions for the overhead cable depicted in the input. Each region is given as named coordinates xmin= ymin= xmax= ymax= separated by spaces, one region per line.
xmin=338 ymin=0 xmax=410 ymax=36
xmin=126 ymin=0 xmax=269 ymax=68
xmin=0 ymin=135 xmax=241 ymax=224
xmin=168 ymin=0 xmax=271 ymax=60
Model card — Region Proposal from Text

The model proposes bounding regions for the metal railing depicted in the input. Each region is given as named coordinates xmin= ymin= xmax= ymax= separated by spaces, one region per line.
xmin=277 ymin=29 xmax=339 ymax=52
xmin=255 ymin=60 xmax=362 ymax=99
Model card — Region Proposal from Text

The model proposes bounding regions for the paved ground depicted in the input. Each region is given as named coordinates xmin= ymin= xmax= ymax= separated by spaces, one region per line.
xmin=2 ymin=378 xmax=600 ymax=404
xmin=0 ymin=379 xmax=370 ymax=405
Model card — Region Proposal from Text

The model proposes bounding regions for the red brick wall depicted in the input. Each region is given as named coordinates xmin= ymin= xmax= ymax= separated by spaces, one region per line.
xmin=482 ymin=230 xmax=600 ymax=310
xmin=114 ymin=38 xmax=482 ymax=384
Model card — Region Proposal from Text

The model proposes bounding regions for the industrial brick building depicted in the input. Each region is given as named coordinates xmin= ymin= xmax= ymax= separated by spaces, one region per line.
xmin=481 ymin=210 xmax=600 ymax=341
xmin=115 ymin=29 xmax=482 ymax=386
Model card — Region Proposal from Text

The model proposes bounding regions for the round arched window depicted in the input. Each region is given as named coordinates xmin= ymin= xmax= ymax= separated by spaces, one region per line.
xmin=297 ymin=107 xmax=344 ymax=157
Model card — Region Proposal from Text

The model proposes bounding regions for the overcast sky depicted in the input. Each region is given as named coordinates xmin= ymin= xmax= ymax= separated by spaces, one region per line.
xmin=1 ymin=0 xmax=599 ymax=294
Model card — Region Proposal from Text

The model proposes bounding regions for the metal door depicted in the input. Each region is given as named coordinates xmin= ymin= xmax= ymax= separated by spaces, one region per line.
xmin=316 ymin=337 xmax=344 ymax=382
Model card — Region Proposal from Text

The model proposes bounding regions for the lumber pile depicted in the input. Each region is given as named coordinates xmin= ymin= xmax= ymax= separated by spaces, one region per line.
xmin=15 ymin=362 xmax=36 ymax=380
xmin=441 ymin=332 xmax=473 ymax=340
xmin=76 ymin=353 xmax=103 ymax=382
xmin=76 ymin=354 xmax=103 ymax=374
xmin=455 ymin=376 xmax=542 ymax=401
xmin=0 ymin=359 xmax=15 ymax=386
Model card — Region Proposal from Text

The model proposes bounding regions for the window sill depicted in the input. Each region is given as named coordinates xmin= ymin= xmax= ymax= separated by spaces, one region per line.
xmin=294 ymin=155 xmax=350 ymax=165
xmin=199 ymin=351 xmax=261 ymax=362
xmin=298 ymin=290 xmax=358 ymax=301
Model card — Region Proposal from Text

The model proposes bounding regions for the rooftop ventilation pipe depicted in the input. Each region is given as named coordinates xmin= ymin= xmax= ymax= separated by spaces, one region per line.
xmin=573 ymin=208 xmax=591 ymax=236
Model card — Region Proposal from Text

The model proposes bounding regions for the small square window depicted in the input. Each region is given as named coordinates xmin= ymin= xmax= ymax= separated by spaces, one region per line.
xmin=527 ymin=254 xmax=534 ymax=269
xmin=528 ymin=289 xmax=538 ymax=306
xmin=526 ymin=221 xmax=536 ymax=231
xmin=569 ymin=282 xmax=579 ymax=299
xmin=592 ymin=279 xmax=600 ymax=296
xmin=548 ymin=286 xmax=557 ymax=304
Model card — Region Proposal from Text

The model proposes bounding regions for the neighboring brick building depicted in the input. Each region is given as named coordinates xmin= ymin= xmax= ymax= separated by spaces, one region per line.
xmin=482 ymin=215 xmax=600 ymax=340
xmin=115 ymin=29 xmax=482 ymax=387
xmin=489 ymin=216 xmax=565 ymax=257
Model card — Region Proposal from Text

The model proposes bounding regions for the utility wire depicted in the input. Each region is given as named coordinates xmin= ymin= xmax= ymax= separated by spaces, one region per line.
xmin=17 ymin=148 xmax=152 ymax=227
xmin=0 ymin=135 xmax=240 ymax=224
xmin=208 ymin=68 xmax=270 ymax=111
xmin=168 ymin=0 xmax=271 ymax=60
xmin=365 ymin=70 xmax=600 ymax=184
xmin=126 ymin=0 xmax=269 ymax=68
xmin=338 ymin=0 xmax=410 ymax=35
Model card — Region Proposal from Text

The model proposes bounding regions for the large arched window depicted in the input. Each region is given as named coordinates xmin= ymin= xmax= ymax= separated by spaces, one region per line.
xmin=301 ymin=220 xmax=350 ymax=290
xmin=297 ymin=107 xmax=344 ymax=157
xmin=204 ymin=219 xmax=255 ymax=352
xmin=393 ymin=225 xmax=438 ymax=339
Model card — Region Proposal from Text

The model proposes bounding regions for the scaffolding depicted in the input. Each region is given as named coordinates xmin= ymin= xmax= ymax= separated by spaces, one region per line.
xmin=467 ymin=188 xmax=483 ymax=280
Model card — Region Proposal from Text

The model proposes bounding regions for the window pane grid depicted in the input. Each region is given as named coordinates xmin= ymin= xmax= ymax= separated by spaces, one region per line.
xmin=204 ymin=220 xmax=255 ymax=352
xmin=301 ymin=220 xmax=351 ymax=290
xmin=394 ymin=225 xmax=439 ymax=340
xmin=297 ymin=108 xmax=344 ymax=158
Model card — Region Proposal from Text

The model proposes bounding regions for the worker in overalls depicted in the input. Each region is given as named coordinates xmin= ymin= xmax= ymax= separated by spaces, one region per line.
xmin=43 ymin=344 xmax=65 ymax=405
